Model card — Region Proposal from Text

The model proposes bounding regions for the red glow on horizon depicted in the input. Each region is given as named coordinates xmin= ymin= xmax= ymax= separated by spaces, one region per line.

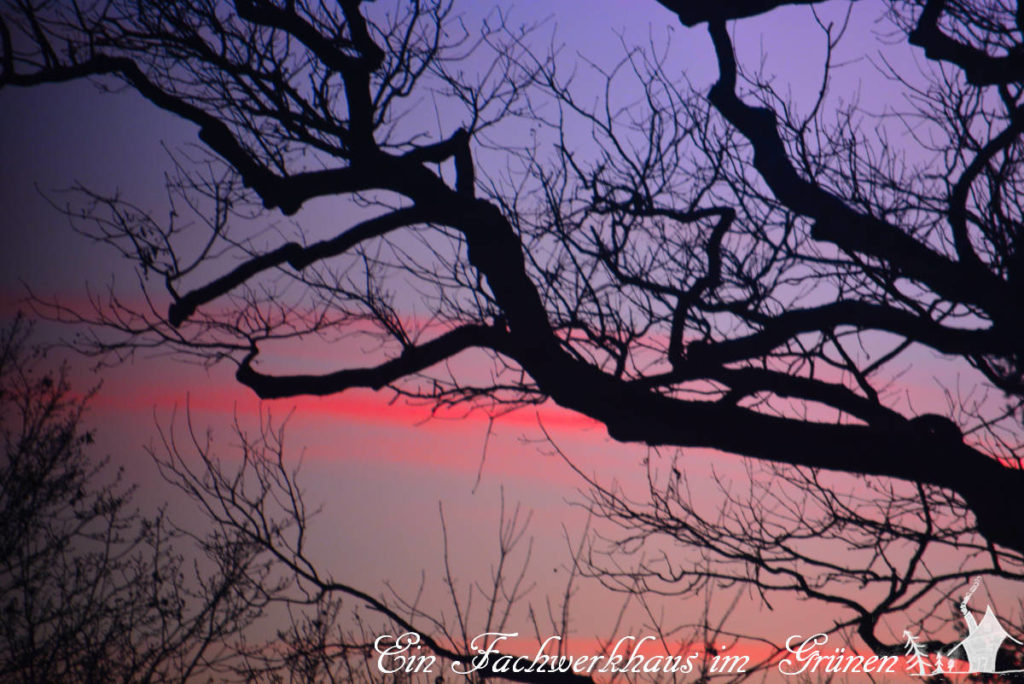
xmin=88 ymin=380 xmax=605 ymax=433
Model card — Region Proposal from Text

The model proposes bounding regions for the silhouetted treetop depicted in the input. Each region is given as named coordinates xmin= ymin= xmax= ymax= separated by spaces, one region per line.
xmin=5 ymin=0 xmax=1024 ymax=554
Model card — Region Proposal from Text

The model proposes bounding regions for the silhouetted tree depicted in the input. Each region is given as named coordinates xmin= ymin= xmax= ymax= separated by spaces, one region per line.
xmin=5 ymin=0 xmax=1024 ymax=664
xmin=150 ymin=410 xmax=786 ymax=684
xmin=0 ymin=317 xmax=630 ymax=683
xmin=0 ymin=318 xmax=276 ymax=683
xmin=561 ymin=441 xmax=1024 ymax=658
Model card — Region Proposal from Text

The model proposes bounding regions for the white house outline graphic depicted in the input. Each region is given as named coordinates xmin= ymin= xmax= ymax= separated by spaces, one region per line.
xmin=946 ymin=604 xmax=1023 ymax=674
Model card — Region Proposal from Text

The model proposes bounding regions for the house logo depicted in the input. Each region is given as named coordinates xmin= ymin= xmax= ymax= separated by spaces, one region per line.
xmin=903 ymin=578 xmax=1023 ymax=677
xmin=949 ymin=604 xmax=1021 ymax=673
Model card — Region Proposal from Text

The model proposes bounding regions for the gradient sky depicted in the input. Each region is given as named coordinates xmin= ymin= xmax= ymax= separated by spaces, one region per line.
xmin=0 ymin=0 xmax=1015 ymax=678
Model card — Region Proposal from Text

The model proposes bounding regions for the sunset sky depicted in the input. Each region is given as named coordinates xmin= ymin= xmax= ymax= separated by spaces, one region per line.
xmin=1 ymin=0 xmax=1018 ymax=678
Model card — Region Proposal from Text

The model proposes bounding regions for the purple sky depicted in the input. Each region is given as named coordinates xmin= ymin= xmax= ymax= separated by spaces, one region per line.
xmin=0 ymin=0 xmax=1014 ymax=670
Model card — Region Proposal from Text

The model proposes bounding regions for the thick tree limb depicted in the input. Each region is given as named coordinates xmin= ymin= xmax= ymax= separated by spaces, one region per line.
xmin=948 ymin=105 xmax=1024 ymax=270
xmin=909 ymin=0 xmax=1024 ymax=86
xmin=704 ymin=21 xmax=1009 ymax=317
xmin=686 ymin=301 xmax=1011 ymax=364
xmin=653 ymin=0 xmax=827 ymax=26
xmin=233 ymin=0 xmax=383 ymax=74
xmin=235 ymin=324 xmax=509 ymax=398
xmin=2 ymin=53 xmax=452 ymax=213
xmin=638 ymin=365 xmax=907 ymax=426
xmin=169 ymin=207 xmax=428 ymax=327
